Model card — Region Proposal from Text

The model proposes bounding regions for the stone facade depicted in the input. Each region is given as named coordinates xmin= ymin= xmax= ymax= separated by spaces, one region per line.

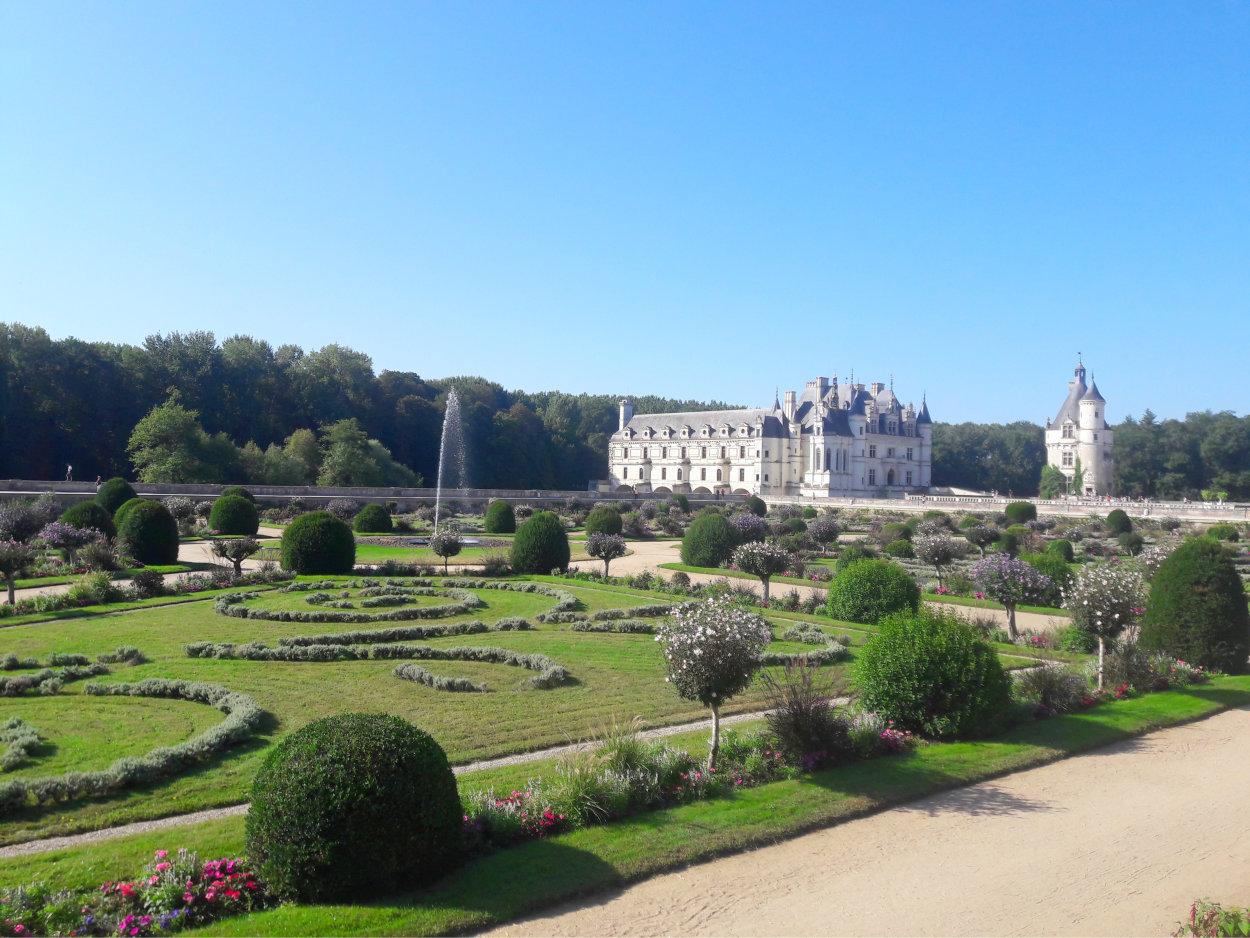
xmin=605 ymin=376 xmax=933 ymax=497
xmin=1044 ymin=361 xmax=1114 ymax=495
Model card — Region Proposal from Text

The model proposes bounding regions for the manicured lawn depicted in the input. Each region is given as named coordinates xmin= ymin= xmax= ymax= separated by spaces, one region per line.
xmin=257 ymin=543 xmax=594 ymax=566
xmin=14 ymin=564 xmax=194 ymax=590
xmin=1 ymin=678 xmax=1243 ymax=937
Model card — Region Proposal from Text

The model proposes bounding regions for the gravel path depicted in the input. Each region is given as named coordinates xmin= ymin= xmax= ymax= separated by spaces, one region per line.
xmin=487 ymin=704 xmax=1250 ymax=937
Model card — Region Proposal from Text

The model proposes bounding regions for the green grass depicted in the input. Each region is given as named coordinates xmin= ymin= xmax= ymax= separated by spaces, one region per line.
xmin=257 ymin=544 xmax=594 ymax=566
xmin=0 ymin=584 xmax=283 ymax=630
xmin=14 ymin=565 xmax=193 ymax=590
xmin=0 ymin=678 xmax=1243 ymax=936
xmin=918 ymin=591 xmax=1067 ymax=617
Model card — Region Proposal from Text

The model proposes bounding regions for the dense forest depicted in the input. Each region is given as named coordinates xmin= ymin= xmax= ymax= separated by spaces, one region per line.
xmin=2 ymin=324 xmax=1246 ymax=498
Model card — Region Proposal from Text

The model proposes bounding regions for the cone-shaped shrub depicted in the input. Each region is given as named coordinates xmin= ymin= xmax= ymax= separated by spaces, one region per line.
xmin=209 ymin=494 xmax=259 ymax=536
xmin=95 ymin=478 xmax=137 ymax=516
xmin=680 ymin=512 xmax=738 ymax=568
xmin=60 ymin=501 xmax=116 ymax=540
xmin=246 ymin=713 xmax=463 ymax=901
xmin=281 ymin=511 xmax=355 ymax=574
xmin=353 ymin=503 xmax=392 ymax=533
xmin=510 ymin=511 xmax=570 ymax=574
xmin=1140 ymin=537 xmax=1249 ymax=673
xmin=116 ymin=500 xmax=179 ymax=565
xmin=483 ymin=500 xmax=516 ymax=534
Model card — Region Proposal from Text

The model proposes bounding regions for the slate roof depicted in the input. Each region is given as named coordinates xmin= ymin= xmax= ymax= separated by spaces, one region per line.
xmin=615 ymin=407 xmax=789 ymax=439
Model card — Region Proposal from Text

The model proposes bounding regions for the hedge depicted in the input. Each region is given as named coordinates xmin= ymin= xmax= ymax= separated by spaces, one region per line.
xmin=1003 ymin=501 xmax=1037 ymax=524
xmin=483 ymin=500 xmax=516 ymax=534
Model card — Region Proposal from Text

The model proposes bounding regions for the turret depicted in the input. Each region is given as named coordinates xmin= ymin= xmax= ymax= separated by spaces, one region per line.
xmin=618 ymin=398 xmax=634 ymax=431
xmin=1079 ymin=377 xmax=1104 ymax=429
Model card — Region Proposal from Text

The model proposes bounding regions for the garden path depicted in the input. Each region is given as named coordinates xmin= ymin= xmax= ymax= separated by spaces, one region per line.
xmin=488 ymin=703 xmax=1250 ymax=937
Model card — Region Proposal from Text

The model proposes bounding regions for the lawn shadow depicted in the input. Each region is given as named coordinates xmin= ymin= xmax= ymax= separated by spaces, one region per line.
xmin=891 ymin=781 xmax=1055 ymax=817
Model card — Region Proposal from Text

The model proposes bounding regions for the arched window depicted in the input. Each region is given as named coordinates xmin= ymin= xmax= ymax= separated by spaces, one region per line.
xmin=677 ymin=468 xmax=683 ymax=480
xmin=661 ymin=467 xmax=667 ymax=479
xmin=716 ymin=468 xmax=722 ymax=481
xmin=700 ymin=468 xmax=707 ymax=481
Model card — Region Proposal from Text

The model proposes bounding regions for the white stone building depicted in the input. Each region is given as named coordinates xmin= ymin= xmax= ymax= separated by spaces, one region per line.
xmin=1044 ymin=360 xmax=1114 ymax=495
xmin=605 ymin=376 xmax=933 ymax=497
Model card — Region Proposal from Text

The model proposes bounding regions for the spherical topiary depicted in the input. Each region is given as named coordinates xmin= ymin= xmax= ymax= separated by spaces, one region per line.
xmin=1139 ymin=537 xmax=1249 ymax=673
xmin=510 ymin=511 xmax=571 ymax=574
xmin=245 ymin=713 xmax=462 ymax=902
xmin=996 ymin=530 xmax=1021 ymax=556
xmin=220 ymin=485 xmax=256 ymax=504
xmin=680 ymin=512 xmax=738 ymax=568
xmin=112 ymin=497 xmax=144 ymax=528
xmin=483 ymin=500 xmax=516 ymax=534
xmin=1105 ymin=509 xmax=1132 ymax=535
xmin=1020 ymin=552 xmax=1072 ymax=607
xmin=60 ymin=501 xmax=116 ymax=540
xmin=802 ymin=506 xmax=817 ymax=519
xmin=833 ymin=544 xmax=877 ymax=572
xmin=745 ymin=495 xmax=767 ymax=517
xmin=1047 ymin=538 xmax=1074 ymax=562
xmin=1003 ymin=501 xmax=1037 ymax=525
xmin=95 ymin=478 xmax=137 ymax=516
xmin=883 ymin=538 xmax=914 ymax=559
xmin=1117 ymin=531 xmax=1145 ymax=555
xmin=280 ymin=511 xmax=356 ymax=574
xmin=854 ymin=608 xmax=1013 ymax=738
xmin=209 ymin=495 xmax=260 ymax=536
xmin=584 ymin=506 xmax=623 ymax=537
xmin=353 ymin=503 xmax=393 ymax=534
xmin=116 ymin=500 xmax=179 ymax=565
xmin=826 ymin=559 xmax=920 ymax=624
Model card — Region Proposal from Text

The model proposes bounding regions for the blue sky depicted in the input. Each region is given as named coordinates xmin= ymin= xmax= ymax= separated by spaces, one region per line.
xmin=2 ymin=2 xmax=1247 ymax=424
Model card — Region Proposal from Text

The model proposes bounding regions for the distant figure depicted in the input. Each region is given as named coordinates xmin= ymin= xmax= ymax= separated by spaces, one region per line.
xmin=65 ymin=464 xmax=73 ymax=482
xmin=95 ymin=475 xmax=102 ymax=490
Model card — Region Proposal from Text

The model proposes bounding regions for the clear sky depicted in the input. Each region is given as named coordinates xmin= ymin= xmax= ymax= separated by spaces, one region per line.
xmin=2 ymin=2 xmax=1247 ymax=424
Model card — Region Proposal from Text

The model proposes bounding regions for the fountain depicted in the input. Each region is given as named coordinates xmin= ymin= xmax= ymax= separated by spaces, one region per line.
xmin=432 ymin=387 xmax=467 ymax=535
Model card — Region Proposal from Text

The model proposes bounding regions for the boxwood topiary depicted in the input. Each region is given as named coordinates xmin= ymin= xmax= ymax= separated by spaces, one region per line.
xmin=209 ymin=494 xmax=260 ymax=536
xmin=95 ymin=478 xmax=137 ymax=516
xmin=1105 ymin=508 xmax=1132 ymax=535
xmin=1205 ymin=523 xmax=1241 ymax=543
xmin=353 ymin=503 xmax=393 ymax=534
xmin=584 ymin=506 xmax=623 ymax=536
xmin=1020 ymin=552 xmax=1072 ymax=608
xmin=116 ymin=500 xmax=179 ymax=565
xmin=483 ymin=500 xmax=516 ymax=534
xmin=833 ymin=544 xmax=877 ymax=572
xmin=826 ymin=558 xmax=920 ymax=624
xmin=245 ymin=713 xmax=462 ymax=902
xmin=1117 ymin=531 xmax=1144 ymax=555
xmin=745 ymin=495 xmax=767 ymax=517
xmin=281 ymin=511 xmax=356 ymax=574
xmin=854 ymin=607 xmax=1013 ymax=738
xmin=1046 ymin=538 xmax=1074 ymax=562
xmin=680 ymin=511 xmax=738 ymax=568
xmin=112 ymin=497 xmax=144 ymax=528
xmin=510 ymin=511 xmax=571 ymax=574
xmin=883 ymin=538 xmax=914 ymax=559
xmin=60 ymin=501 xmax=116 ymax=540
xmin=220 ymin=485 xmax=256 ymax=504
xmin=1003 ymin=501 xmax=1037 ymax=524
xmin=1139 ymin=537 xmax=1249 ymax=673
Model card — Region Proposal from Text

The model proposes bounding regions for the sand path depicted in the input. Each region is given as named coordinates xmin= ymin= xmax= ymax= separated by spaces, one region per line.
xmin=488 ymin=704 xmax=1250 ymax=937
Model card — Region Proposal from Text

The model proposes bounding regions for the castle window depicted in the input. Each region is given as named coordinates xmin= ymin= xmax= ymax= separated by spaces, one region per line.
xmin=677 ymin=468 xmax=683 ymax=480
xmin=661 ymin=447 xmax=667 ymax=459
xmin=906 ymin=471 xmax=913 ymax=485
xmin=764 ymin=474 xmax=769 ymax=482
xmin=701 ymin=446 xmax=707 ymax=459
xmin=681 ymin=447 xmax=687 ymax=459
xmin=739 ymin=446 xmax=745 ymax=459
xmin=700 ymin=468 xmax=706 ymax=481
xmin=764 ymin=450 xmax=769 ymax=458
xmin=739 ymin=468 xmax=745 ymax=481
xmin=716 ymin=469 xmax=722 ymax=481
xmin=887 ymin=447 xmax=894 ymax=457
xmin=868 ymin=469 xmax=876 ymax=485
xmin=869 ymin=445 xmax=877 ymax=458
xmin=907 ymin=447 xmax=913 ymax=460
xmin=1062 ymin=451 xmax=1073 ymax=467
xmin=1093 ymin=433 xmax=1099 ymax=441
xmin=661 ymin=468 xmax=666 ymax=480
xmin=642 ymin=447 xmax=648 ymax=459
xmin=720 ymin=447 xmax=726 ymax=459
xmin=623 ymin=467 xmax=628 ymax=479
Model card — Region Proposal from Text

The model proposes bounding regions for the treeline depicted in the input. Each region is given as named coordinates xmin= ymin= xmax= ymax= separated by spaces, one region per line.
xmin=932 ymin=412 xmax=1250 ymax=499
xmin=0 ymin=324 xmax=735 ymax=488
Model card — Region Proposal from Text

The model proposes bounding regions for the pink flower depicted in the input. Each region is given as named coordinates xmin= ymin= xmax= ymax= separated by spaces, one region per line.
xmin=155 ymin=849 xmax=168 ymax=859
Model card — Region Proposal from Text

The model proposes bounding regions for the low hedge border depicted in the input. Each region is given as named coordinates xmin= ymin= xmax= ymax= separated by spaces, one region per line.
xmin=0 ymin=663 xmax=110 ymax=698
xmin=570 ymin=620 xmax=655 ymax=634
xmin=394 ymin=664 xmax=487 ymax=693
xmin=0 ymin=679 xmax=264 ymax=817
xmin=589 ymin=604 xmax=671 ymax=622
xmin=214 ymin=589 xmax=486 ymax=624
xmin=760 ymin=640 xmax=851 ymax=667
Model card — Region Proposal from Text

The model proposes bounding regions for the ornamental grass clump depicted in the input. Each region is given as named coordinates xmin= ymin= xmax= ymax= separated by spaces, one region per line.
xmin=971 ymin=554 xmax=1053 ymax=640
xmin=731 ymin=540 xmax=792 ymax=603
xmin=1062 ymin=561 xmax=1146 ymax=690
xmin=656 ymin=597 xmax=771 ymax=768
xmin=760 ymin=660 xmax=852 ymax=768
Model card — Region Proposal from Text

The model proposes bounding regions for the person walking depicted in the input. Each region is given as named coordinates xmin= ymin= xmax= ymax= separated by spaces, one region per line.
xmin=65 ymin=463 xmax=73 ymax=482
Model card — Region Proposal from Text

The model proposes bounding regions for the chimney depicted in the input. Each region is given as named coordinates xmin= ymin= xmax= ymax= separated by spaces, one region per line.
xmin=618 ymin=398 xmax=634 ymax=431
xmin=783 ymin=390 xmax=797 ymax=421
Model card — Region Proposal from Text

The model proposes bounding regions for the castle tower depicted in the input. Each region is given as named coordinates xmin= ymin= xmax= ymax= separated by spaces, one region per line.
xmin=1045 ymin=363 xmax=1113 ymax=496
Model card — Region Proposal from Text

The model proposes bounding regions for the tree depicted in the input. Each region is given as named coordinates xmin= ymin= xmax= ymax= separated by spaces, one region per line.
xmin=127 ymin=398 xmax=218 ymax=483
xmin=912 ymin=534 xmax=961 ymax=589
xmin=0 ymin=540 xmax=36 ymax=605
xmin=807 ymin=515 xmax=840 ymax=547
xmin=731 ymin=541 xmax=792 ymax=604
xmin=964 ymin=524 xmax=999 ymax=557
xmin=1038 ymin=464 xmax=1068 ymax=499
xmin=656 ymin=597 xmax=771 ymax=768
xmin=1063 ymin=562 xmax=1145 ymax=690
xmin=211 ymin=537 xmax=261 ymax=576
xmin=971 ymin=554 xmax=1052 ymax=640
xmin=1071 ymin=456 xmax=1085 ymax=495
xmin=585 ymin=532 xmax=627 ymax=577
xmin=428 ymin=530 xmax=462 ymax=574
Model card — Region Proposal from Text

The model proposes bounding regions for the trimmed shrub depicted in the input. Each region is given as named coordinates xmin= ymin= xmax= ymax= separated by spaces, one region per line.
xmin=280 ymin=512 xmax=356 ymax=574
xmin=116 ymin=500 xmax=179 ymax=565
xmin=854 ymin=608 xmax=1013 ymax=738
xmin=1105 ymin=508 xmax=1132 ymax=535
xmin=483 ymin=500 xmax=516 ymax=534
xmin=59 ymin=501 xmax=116 ymax=540
xmin=745 ymin=495 xmax=767 ymax=517
xmin=246 ymin=714 xmax=463 ymax=901
xmin=680 ymin=512 xmax=738 ymax=568
xmin=112 ymin=497 xmax=144 ymax=529
xmin=1140 ymin=537 xmax=1249 ymax=673
xmin=1020 ymin=552 xmax=1072 ymax=607
xmin=833 ymin=544 xmax=877 ymax=572
xmin=1047 ymin=538 xmax=1074 ymax=562
xmin=221 ymin=485 xmax=256 ymax=504
xmin=668 ymin=494 xmax=690 ymax=513
xmin=1117 ymin=531 xmax=1145 ymax=555
xmin=584 ymin=506 xmax=623 ymax=537
xmin=1004 ymin=501 xmax=1037 ymax=524
xmin=883 ymin=538 xmax=914 ymax=559
xmin=1205 ymin=523 xmax=1240 ymax=543
xmin=510 ymin=511 xmax=571 ymax=574
xmin=95 ymin=478 xmax=137 ymax=516
xmin=353 ymin=504 xmax=392 ymax=534
xmin=995 ymin=530 xmax=1021 ymax=556
xmin=209 ymin=495 xmax=260 ymax=536
xmin=826 ymin=559 xmax=920 ymax=624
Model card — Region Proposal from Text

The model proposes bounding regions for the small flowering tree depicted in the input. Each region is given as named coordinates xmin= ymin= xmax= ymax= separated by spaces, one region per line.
xmin=428 ymin=530 xmax=462 ymax=575
xmin=0 ymin=539 xmax=37 ymax=605
xmin=585 ymin=532 xmax=627 ymax=577
xmin=731 ymin=541 xmax=793 ymax=604
xmin=964 ymin=525 xmax=999 ymax=557
xmin=36 ymin=522 xmax=98 ymax=564
xmin=656 ymin=597 xmax=772 ymax=768
xmin=807 ymin=515 xmax=840 ymax=548
xmin=727 ymin=512 xmax=768 ymax=544
xmin=913 ymin=534 xmax=961 ymax=589
xmin=210 ymin=537 xmax=262 ymax=576
xmin=971 ymin=554 xmax=1052 ymax=640
xmin=1064 ymin=562 xmax=1145 ymax=690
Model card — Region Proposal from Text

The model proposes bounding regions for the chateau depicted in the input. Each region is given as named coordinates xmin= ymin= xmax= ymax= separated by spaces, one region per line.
xmin=605 ymin=376 xmax=933 ymax=498
xmin=1044 ymin=360 xmax=1114 ymax=495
